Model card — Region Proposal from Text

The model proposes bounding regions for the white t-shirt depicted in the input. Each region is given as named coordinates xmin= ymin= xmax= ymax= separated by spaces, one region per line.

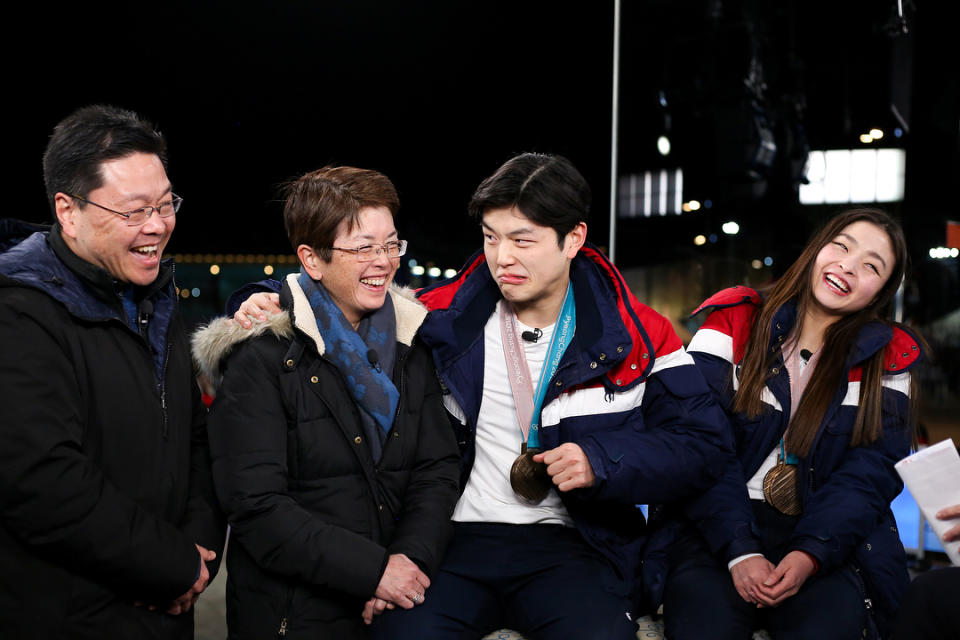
xmin=452 ymin=305 xmax=574 ymax=526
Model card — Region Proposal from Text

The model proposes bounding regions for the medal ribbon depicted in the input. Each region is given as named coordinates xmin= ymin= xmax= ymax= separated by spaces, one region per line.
xmin=499 ymin=283 xmax=576 ymax=450
xmin=779 ymin=438 xmax=799 ymax=465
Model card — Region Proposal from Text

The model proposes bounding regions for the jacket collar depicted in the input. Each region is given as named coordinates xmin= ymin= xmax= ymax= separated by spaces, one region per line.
xmin=0 ymin=223 xmax=173 ymax=322
xmin=49 ymin=222 xmax=131 ymax=307
xmin=0 ymin=218 xmax=49 ymax=253
xmin=417 ymin=242 xmax=652 ymax=390
xmin=284 ymin=272 xmax=428 ymax=355
xmin=192 ymin=272 xmax=429 ymax=386
xmin=768 ymin=300 xmax=899 ymax=370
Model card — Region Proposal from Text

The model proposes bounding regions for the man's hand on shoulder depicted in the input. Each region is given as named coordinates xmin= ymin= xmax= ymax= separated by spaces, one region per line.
xmin=232 ymin=292 xmax=282 ymax=329
xmin=533 ymin=443 xmax=595 ymax=492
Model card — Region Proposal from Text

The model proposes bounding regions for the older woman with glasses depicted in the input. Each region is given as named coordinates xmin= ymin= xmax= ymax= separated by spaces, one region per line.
xmin=192 ymin=166 xmax=460 ymax=639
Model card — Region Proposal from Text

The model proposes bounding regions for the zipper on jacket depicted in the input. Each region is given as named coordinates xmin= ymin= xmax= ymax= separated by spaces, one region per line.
xmin=160 ymin=338 xmax=171 ymax=438
xmin=276 ymin=582 xmax=296 ymax=637
xmin=850 ymin=563 xmax=877 ymax=637
xmin=391 ymin=347 xmax=409 ymax=427
xmin=316 ymin=349 xmax=395 ymax=539
xmin=157 ymin=262 xmax=175 ymax=439
xmin=110 ymin=301 xmax=172 ymax=437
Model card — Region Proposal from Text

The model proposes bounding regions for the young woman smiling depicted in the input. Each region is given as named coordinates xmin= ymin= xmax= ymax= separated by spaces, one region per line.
xmin=652 ymin=208 xmax=925 ymax=640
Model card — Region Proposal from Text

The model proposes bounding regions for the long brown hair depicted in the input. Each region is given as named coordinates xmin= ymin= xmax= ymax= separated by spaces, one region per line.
xmin=733 ymin=208 xmax=913 ymax=457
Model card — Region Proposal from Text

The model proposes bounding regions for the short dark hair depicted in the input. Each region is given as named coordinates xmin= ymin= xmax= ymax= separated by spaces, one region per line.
xmin=468 ymin=153 xmax=591 ymax=245
xmin=42 ymin=105 xmax=167 ymax=211
xmin=282 ymin=166 xmax=400 ymax=261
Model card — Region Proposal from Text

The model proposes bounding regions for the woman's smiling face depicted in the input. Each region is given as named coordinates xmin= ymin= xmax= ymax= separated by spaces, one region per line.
xmin=318 ymin=206 xmax=399 ymax=327
xmin=809 ymin=220 xmax=895 ymax=318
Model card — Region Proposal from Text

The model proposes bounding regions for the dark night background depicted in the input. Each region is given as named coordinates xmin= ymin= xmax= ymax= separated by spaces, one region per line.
xmin=6 ymin=4 xmax=958 ymax=628
xmin=7 ymin=0 xmax=959 ymax=327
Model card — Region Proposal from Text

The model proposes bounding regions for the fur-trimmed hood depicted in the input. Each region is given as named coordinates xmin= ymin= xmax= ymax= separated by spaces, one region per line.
xmin=192 ymin=273 xmax=428 ymax=387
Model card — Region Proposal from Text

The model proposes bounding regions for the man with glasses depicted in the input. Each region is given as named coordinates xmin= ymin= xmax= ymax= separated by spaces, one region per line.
xmin=0 ymin=105 xmax=225 ymax=639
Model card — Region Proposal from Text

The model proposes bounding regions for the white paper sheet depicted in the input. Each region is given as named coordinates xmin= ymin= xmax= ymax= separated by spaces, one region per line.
xmin=895 ymin=439 xmax=960 ymax=565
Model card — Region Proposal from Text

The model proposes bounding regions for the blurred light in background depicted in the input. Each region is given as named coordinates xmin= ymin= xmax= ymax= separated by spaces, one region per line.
xmin=657 ymin=135 xmax=671 ymax=156
xmin=929 ymin=247 xmax=959 ymax=259
xmin=722 ymin=221 xmax=740 ymax=235
xmin=800 ymin=149 xmax=906 ymax=204
xmin=618 ymin=169 xmax=684 ymax=217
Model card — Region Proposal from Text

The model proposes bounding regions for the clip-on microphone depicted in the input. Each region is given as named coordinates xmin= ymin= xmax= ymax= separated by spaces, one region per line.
xmin=367 ymin=349 xmax=382 ymax=373
xmin=520 ymin=328 xmax=543 ymax=343
xmin=138 ymin=299 xmax=154 ymax=335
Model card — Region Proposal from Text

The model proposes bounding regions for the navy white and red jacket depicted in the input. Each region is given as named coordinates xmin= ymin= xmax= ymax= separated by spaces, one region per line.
xmin=414 ymin=243 xmax=731 ymax=602
xmin=658 ymin=285 xmax=920 ymax=634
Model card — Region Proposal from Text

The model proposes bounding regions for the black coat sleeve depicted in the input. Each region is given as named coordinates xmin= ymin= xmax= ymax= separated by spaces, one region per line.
xmin=177 ymin=357 xmax=227 ymax=581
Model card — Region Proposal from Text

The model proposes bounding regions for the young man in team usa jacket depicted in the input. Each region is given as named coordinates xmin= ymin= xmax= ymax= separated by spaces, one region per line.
xmin=367 ymin=153 xmax=732 ymax=639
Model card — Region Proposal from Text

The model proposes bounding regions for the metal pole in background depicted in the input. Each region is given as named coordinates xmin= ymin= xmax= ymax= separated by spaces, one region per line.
xmin=608 ymin=0 xmax=621 ymax=263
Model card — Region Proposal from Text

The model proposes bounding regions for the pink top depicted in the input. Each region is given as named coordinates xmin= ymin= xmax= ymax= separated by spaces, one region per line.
xmin=782 ymin=335 xmax=822 ymax=425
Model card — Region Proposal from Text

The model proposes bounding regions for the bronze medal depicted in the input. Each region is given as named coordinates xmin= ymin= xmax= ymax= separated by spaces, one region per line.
xmin=509 ymin=443 xmax=551 ymax=503
xmin=762 ymin=458 xmax=801 ymax=515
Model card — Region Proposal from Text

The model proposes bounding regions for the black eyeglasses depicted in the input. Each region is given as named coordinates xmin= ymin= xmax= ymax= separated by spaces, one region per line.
xmin=69 ymin=193 xmax=182 ymax=227
xmin=329 ymin=239 xmax=408 ymax=262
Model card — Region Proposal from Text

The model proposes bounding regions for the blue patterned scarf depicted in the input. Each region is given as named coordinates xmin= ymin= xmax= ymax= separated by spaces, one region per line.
xmin=297 ymin=273 xmax=399 ymax=450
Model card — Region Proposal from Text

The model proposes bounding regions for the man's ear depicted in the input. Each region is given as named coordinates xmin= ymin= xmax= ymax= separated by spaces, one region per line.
xmin=564 ymin=221 xmax=587 ymax=259
xmin=55 ymin=193 xmax=79 ymax=239
xmin=297 ymin=244 xmax=324 ymax=280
